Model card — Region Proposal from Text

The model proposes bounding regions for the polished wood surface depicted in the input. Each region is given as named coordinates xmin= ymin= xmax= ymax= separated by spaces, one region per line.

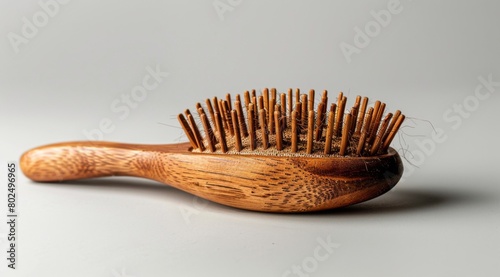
xmin=20 ymin=141 xmax=403 ymax=213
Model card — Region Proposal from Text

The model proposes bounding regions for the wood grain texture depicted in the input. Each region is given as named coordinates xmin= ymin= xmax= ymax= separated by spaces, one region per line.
xmin=20 ymin=141 xmax=403 ymax=213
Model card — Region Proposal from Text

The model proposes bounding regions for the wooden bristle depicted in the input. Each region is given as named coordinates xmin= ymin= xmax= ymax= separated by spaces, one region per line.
xmin=214 ymin=112 xmax=228 ymax=153
xmin=306 ymin=110 xmax=315 ymax=154
xmin=337 ymin=92 xmax=344 ymax=107
xmin=383 ymin=110 xmax=401 ymax=143
xmin=258 ymin=95 xmax=264 ymax=111
xmin=275 ymin=104 xmax=282 ymax=131
xmin=205 ymin=99 xmax=217 ymax=131
xmin=212 ymin=97 xmax=221 ymax=115
xmin=244 ymin=91 xmax=251 ymax=110
xmin=184 ymin=109 xmax=196 ymax=131
xmin=320 ymin=91 xmax=328 ymax=132
xmin=370 ymin=113 xmax=392 ymax=155
xmin=251 ymin=96 xmax=257 ymax=109
xmin=368 ymin=101 xmax=381 ymax=142
xmin=198 ymin=107 xmax=216 ymax=148
xmin=259 ymin=109 xmax=269 ymax=149
xmin=268 ymin=98 xmax=276 ymax=134
xmin=275 ymin=110 xmax=283 ymax=151
xmin=223 ymin=101 xmax=234 ymax=136
xmin=218 ymin=101 xmax=228 ymax=133
xmin=216 ymin=99 xmax=228 ymax=133
xmin=195 ymin=104 xmax=204 ymax=118
xmin=340 ymin=97 xmax=347 ymax=130
xmin=257 ymin=97 xmax=264 ymax=133
xmin=330 ymin=103 xmax=337 ymax=113
xmin=301 ymin=94 xmax=308 ymax=131
xmin=235 ymin=100 xmax=248 ymax=137
xmin=322 ymin=93 xmax=328 ymax=113
xmin=350 ymin=96 xmax=361 ymax=134
xmin=295 ymin=102 xmax=302 ymax=133
xmin=217 ymin=100 xmax=225 ymax=130
xmin=291 ymin=110 xmax=298 ymax=153
xmin=369 ymin=102 xmax=385 ymax=145
xmin=356 ymin=107 xmax=374 ymax=156
xmin=340 ymin=113 xmax=352 ymax=156
xmin=183 ymin=109 xmax=193 ymax=120
xmin=231 ymin=110 xmax=242 ymax=152
xmin=248 ymin=104 xmax=256 ymax=150
xmin=200 ymin=113 xmax=216 ymax=152
xmin=322 ymin=90 xmax=328 ymax=102
xmin=178 ymin=113 xmax=198 ymax=149
xmin=187 ymin=113 xmax=205 ymax=151
xmin=324 ymin=105 xmax=336 ymax=154
xmin=271 ymin=88 xmax=277 ymax=102
xmin=263 ymin=88 xmax=269 ymax=112
xmin=295 ymin=88 xmax=300 ymax=104
xmin=350 ymin=102 xmax=359 ymax=135
xmin=280 ymin=93 xmax=287 ymax=128
xmin=226 ymin=93 xmax=232 ymax=111
xmin=251 ymin=96 xmax=259 ymax=129
xmin=377 ymin=103 xmax=386 ymax=125
xmin=382 ymin=114 xmax=405 ymax=151
xmin=288 ymin=89 xmax=293 ymax=122
xmin=315 ymin=102 xmax=325 ymax=141
xmin=251 ymin=89 xmax=256 ymax=100
xmin=355 ymin=97 xmax=369 ymax=136
xmin=334 ymin=96 xmax=346 ymax=137
xmin=308 ymin=89 xmax=315 ymax=112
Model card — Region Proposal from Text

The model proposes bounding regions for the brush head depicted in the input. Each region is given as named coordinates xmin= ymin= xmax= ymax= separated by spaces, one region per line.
xmin=178 ymin=89 xmax=405 ymax=157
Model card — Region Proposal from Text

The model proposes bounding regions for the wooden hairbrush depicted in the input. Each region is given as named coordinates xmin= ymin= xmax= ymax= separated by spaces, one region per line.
xmin=21 ymin=89 xmax=405 ymax=213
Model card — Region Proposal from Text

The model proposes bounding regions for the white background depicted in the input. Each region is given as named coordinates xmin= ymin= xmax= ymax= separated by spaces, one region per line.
xmin=1 ymin=0 xmax=499 ymax=276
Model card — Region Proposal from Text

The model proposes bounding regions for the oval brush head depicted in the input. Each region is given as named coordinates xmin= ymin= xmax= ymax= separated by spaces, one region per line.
xmin=178 ymin=89 xmax=405 ymax=158
xmin=20 ymin=88 xmax=406 ymax=213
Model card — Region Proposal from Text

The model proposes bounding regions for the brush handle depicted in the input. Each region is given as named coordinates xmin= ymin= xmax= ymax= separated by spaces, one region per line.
xmin=20 ymin=141 xmax=189 ymax=182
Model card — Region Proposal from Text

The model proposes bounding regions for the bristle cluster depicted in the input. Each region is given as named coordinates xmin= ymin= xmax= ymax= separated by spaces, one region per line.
xmin=178 ymin=89 xmax=405 ymax=157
